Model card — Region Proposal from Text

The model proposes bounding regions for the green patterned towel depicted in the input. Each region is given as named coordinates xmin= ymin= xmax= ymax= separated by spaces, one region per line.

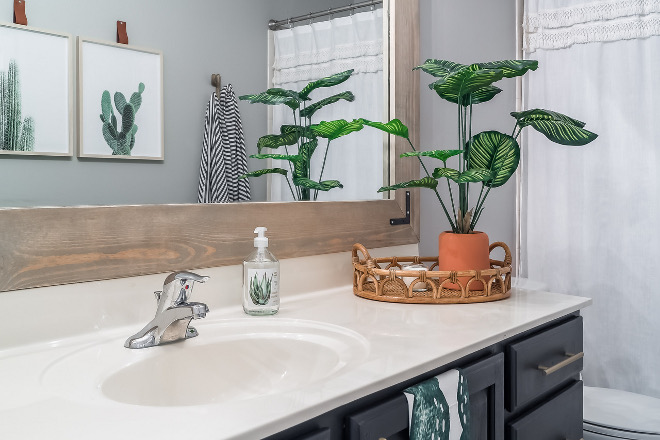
xmin=403 ymin=369 xmax=470 ymax=440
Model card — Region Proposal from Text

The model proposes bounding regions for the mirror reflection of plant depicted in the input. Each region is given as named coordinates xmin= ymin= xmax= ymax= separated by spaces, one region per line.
xmin=363 ymin=59 xmax=598 ymax=234
xmin=239 ymin=69 xmax=365 ymax=201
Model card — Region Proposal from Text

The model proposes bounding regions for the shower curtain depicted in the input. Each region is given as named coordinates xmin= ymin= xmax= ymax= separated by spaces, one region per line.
xmin=521 ymin=0 xmax=660 ymax=397
xmin=268 ymin=9 xmax=384 ymax=201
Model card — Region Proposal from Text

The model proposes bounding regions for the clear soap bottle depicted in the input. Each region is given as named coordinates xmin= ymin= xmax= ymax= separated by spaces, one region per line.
xmin=243 ymin=227 xmax=280 ymax=315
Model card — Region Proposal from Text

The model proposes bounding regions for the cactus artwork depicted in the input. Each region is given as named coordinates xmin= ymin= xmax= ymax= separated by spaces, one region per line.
xmin=0 ymin=60 xmax=35 ymax=151
xmin=249 ymin=273 xmax=273 ymax=306
xmin=99 ymin=83 xmax=145 ymax=155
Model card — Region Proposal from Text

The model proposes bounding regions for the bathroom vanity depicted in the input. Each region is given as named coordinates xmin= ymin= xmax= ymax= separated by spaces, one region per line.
xmin=0 ymin=248 xmax=590 ymax=440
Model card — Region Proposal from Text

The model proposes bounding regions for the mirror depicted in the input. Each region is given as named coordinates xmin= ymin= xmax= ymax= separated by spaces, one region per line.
xmin=0 ymin=0 xmax=419 ymax=293
xmin=0 ymin=0 xmax=388 ymax=208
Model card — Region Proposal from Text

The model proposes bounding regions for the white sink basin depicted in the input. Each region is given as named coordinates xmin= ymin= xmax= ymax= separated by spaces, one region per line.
xmin=41 ymin=318 xmax=369 ymax=407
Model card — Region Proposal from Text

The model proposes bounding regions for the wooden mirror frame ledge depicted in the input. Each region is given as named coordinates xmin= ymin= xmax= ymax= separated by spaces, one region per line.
xmin=0 ymin=0 xmax=420 ymax=293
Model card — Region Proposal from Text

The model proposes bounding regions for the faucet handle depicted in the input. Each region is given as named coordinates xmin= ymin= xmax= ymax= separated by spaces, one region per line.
xmin=163 ymin=271 xmax=210 ymax=306
xmin=165 ymin=271 xmax=210 ymax=285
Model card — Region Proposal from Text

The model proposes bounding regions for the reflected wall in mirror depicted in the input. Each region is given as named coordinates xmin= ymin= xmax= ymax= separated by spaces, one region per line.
xmin=0 ymin=0 xmax=387 ymax=208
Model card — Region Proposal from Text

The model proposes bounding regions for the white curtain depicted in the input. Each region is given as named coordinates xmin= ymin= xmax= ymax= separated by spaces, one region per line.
xmin=521 ymin=0 xmax=660 ymax=397
xmin=269 ymin=9 xmax=384 ymax=201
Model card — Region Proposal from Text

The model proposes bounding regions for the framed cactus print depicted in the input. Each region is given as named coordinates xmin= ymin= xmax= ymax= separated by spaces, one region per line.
xmin=78 ymin=38 xmax=163 ymax=160
xmin=0 ymin=22 xmax=73 ymax=156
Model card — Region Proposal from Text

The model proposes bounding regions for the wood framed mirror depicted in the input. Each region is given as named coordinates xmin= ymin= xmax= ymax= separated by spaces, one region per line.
xmin=0 ymin=0 xmax=419 ymax=292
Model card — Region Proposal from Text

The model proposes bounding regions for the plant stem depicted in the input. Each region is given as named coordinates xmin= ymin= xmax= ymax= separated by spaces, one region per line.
xmin=466 ymin=99 xmax=473 ymax=210
xmin=406 ymin=138 xmax=457 ymax=232
xmin=314 ymin=139 xmax=332 ymax=201
xmin=285 ymin=177 xmax=297 ymax=200
xmin=287 ymin=110 xmax=301 ymax=200
xmin=511 ymin=123 xmax=520 ymax=139
xmin=471 ymin=185 xmax=492 ymax=230
xmin=444 ymin=160 xmax=457 ymax=222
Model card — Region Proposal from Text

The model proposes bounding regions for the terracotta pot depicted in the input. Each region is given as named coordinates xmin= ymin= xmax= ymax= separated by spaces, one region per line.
xmin=438 ymin=231 xmax=490 ymax=290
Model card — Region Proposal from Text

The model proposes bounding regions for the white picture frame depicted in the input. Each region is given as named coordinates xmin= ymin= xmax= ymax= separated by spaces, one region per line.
xmin=0 ymin=22 xmax=73 ymax=157
xmin=78 ymin=38 xmax=163 ymax=160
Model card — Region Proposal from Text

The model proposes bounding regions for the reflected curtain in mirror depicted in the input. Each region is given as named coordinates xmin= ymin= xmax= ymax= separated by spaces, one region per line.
xmin=269 ymin=9 xmax=385 ymax=201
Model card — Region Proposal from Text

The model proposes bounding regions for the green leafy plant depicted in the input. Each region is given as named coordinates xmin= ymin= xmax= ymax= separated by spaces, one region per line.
xmin=367 ymin=59 xmax=598 ymax=233
xmin=0 ymin=60 xmax=35 ymax=152
xmin=239 ymin=70 xmax=365 ymax=201
xmin=99 ymin=83 xmax=145 ymax=156
xmin=249 ymin=273 xmax=273 ymax=306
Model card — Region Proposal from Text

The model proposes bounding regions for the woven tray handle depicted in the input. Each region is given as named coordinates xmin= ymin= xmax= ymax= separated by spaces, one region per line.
xmin=352 ymin=243 xmax=372 ymax=263
xmin=489 ymin=242 xmax=512 ymax=267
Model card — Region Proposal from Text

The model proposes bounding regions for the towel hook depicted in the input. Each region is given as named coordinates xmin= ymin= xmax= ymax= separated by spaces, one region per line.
xmin=287 ymin=18 xmax=292 ymax=29
xmin=211 ymin=74 xmax=221 ymax=97
xmin=308 ymin=12 xmax=313 ymax=26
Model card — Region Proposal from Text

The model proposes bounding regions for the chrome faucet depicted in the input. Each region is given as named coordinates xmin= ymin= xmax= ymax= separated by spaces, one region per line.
xmin=125 ymin=271 xmax=210 ymax=349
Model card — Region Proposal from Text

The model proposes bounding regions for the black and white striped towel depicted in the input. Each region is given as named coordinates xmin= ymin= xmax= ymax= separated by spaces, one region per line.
xmin=197 ymin=84 xmax=251 ymax=203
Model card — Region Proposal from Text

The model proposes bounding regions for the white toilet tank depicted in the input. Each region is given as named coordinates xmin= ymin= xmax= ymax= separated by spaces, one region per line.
xmin=584 ymin=386 xmax=660 ymax=439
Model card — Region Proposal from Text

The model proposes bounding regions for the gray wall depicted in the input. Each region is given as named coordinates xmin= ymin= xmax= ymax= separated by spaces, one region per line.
xmin=418 ymin=0 xmax=517 ymax=259
xmin=0 ymin=0 xmax=344 ymax=207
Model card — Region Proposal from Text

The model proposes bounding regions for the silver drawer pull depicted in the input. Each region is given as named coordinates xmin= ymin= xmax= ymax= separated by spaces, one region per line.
xmin=538 ymin=352 xmax=584 ymax=375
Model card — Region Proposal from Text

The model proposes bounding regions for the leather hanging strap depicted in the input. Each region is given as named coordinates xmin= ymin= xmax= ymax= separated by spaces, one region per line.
xmin=116 ymin=20 xmax=128 ymax=44
xmin=13 ymin=0 xmax=27 ymax=25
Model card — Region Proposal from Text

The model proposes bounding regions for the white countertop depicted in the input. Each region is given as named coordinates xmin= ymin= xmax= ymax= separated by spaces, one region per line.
xmin=0 ymin=246 xmax=590 ymax=439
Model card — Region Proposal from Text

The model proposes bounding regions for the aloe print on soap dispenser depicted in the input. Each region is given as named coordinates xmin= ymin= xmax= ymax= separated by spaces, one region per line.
xmin=243 ymin=227 xmax=280 ymax=315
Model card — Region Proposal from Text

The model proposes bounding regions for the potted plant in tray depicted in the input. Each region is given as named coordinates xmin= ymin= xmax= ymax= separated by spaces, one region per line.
xmin=361 ymin=59 xmax=598 ymax=286
xmin=239 ymin=69 xmax=365 ymax=201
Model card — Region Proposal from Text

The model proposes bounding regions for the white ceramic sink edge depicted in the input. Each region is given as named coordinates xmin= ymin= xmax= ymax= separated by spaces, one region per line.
xmin=38 ymin=317 xmax=370 ymax=408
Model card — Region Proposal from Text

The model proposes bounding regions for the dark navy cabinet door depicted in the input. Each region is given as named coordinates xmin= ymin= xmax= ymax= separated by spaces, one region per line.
xmin=507 ymin=381 xmax=583 ymax=440
xmin=346 ymin=353 xmax=505 ymax=440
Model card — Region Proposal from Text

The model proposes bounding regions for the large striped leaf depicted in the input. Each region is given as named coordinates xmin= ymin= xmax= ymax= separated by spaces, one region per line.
xmin=359 ymin=118 xmax=409 ymax=139
xmin=511 ymin=109 xmax=586 ymax=128
xmin=527 ymin=120 xmax=598 ymax=146
xmin=299 ymin=92 xmax=355 ymax=119
xmin=467 ymin=131 xmax=520 ymax=188
xmin=433 ymin=67 xmax=504 ymax=103
xmin=266 ymin=88 xmax=305 ymax=101
xmin=299 ymin=69 xmax=354 ymax=100
xmin=310 ymin=119 xmax=364 ymax=140
xmin=378 ymin=176 xmax=438 ymax=192
xmin=401 ymin=149 xmax=462 ymax=162
xmin=256 ymin=130 xmax=300 ymax=153
xmin=473 ymin=60 xmax=538 ymax=78
xmin=239 ymin=92 xmax=299 ymax=110
xmin=293 ymin=178 xmax=343 ymax=191
xmin=280 ymin=124 xmax=317 ymax=140
xmin=413 ymin=59 xmax=465 ymax=78
xmin=250 ymin=154 xmax=301 ymax=162
xmin=429 ymin=84 xmax=503 ymax=106
xmin=239 ymin=168 xmax=288 ymax=179
xmin=462 ymin=86 xmax=502 ymax=105
xmin=433 ymin=167 xmax=494 ymax=183
xmin=298 ymin=139 xmax=319 ymax=163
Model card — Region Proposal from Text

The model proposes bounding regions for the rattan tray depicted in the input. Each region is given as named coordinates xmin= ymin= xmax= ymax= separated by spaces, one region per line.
xmin=352 ymin=242 xmax=512 ymax=304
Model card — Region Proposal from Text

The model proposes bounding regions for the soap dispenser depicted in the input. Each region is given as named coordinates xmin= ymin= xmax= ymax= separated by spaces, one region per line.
xmin=243 ymin=227 xmax=280 ymax=315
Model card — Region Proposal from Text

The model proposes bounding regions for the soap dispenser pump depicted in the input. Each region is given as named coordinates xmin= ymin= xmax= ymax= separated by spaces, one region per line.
xmin=243 ymin=227 xmax=280 ymax=315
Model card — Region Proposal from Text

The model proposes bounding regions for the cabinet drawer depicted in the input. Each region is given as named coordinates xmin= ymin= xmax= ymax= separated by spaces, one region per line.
xmin=507 ymin=381 xmax=583 ymax=440
xmin=506 ymin=316 xmax=583 ymax=411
